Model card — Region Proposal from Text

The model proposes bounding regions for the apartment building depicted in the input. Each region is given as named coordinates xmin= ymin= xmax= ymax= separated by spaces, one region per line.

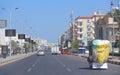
xmin=69 ymin=22 xmax=77 ymax=40
xmin=74 ymin=16 xmax=94 ymax=41
xmin=95 ymin=15 xmax=119 ymax=41
xmin=70 ymin=12 xmax=106 ymax=41
xmin=60 ymin=11 xmax=119 ymax=48
xmin=34 ymin=38 xmax=48 ymax=50
xmin=60 ymin=32 xmax=67 ymax=48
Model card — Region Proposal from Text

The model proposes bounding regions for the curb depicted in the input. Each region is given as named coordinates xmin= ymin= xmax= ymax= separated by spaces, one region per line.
xmin=108 ymin=59 xmax=120 ymax=65
xmin=0 ymin=52 xmax=36 ymax=67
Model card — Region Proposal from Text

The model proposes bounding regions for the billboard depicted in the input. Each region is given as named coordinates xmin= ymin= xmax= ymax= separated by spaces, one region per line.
xmin=18 ymin=34 xmax=25 ymax=39
xmin=1 ymin=45 xmax=8 ymax=54
xmin=0 ymin=20 xmax=7 ymax=28
xmin=25 ymin=38 xmax=31 ymax=42
xmin=5 ymin=29 xmax=16 ymax=37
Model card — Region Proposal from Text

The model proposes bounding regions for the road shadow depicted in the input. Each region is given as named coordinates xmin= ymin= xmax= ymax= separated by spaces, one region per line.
xmin=78 ymin=67 xmax=91 ymax=70
xmin=78 ymin=67 xmax=107 ymax=70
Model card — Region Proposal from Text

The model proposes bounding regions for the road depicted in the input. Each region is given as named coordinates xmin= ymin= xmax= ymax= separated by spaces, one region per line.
xmin=0 ymin=50 xmax=119 ymax=75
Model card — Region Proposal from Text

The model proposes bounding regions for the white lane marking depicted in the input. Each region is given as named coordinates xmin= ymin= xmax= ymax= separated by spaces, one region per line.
xmin=63 ymin=64 xmax=66 ymax=67
xmin=59 ymin=61 xmax=66 ymax=67
xmin=32 ymin=64 xmax=35 ymax=67
xmin=32 ymin=58 xmax=39 ymax=67
xmin=114 ymin=71 xmax=118 ymax=73
xmin=27 ymin=68 xmax=32 ymax=72
xmin=66 ymin=68 xmax=71 ymax=72
xmin=54 ymin=56 xmax=66 ymax=67
xmin=109 ymin=69 xmax=119 ymax=73
xmin=54 ymin=56 xmax=72 ymax=72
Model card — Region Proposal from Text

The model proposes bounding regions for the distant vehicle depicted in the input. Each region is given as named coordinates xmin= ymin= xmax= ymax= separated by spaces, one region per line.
xmin=51 ymin=46 xmax=60 ymax=55
xmin=87 ymin=40 xmax=110 ymax=69
xmin=37 ymin=50 xmax=45 ymax=56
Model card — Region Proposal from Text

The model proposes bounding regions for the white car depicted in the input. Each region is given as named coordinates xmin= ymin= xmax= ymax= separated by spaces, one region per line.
xmin=37 ymin=50 xmax=45 ymax=56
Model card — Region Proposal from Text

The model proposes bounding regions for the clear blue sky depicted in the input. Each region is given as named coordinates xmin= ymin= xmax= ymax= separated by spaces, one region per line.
xmin=0 ymin=0 xmax=119 ymax=43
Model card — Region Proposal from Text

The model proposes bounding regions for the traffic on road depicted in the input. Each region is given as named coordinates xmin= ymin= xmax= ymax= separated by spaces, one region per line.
xmin=0 ymin=49 xmax=119 ymax=75
xmin=0 ymin=0 xmax=120 ymax=75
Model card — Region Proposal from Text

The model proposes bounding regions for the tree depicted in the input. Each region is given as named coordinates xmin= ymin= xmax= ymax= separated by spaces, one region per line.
xmin=107 ymin=8 xmax=120 ymax=54
xmin=107 ymin=8 xmax=120 ymax=26
xmin=23 ymin=42 xmax=31 ymax=49
xmin=71 ymin=39 xmax=82 ymax=50
xmin=23 ymin=42 xmax=32 ymax=53
xmin=11 ymin=40 xmax=19 ymax=50
xmin=11 ymin=40 xmax=20 ymax=54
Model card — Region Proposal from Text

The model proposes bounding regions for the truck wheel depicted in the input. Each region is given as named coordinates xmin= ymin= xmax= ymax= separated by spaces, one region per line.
xmin=89 ymin=63 xmax=92 ymax=69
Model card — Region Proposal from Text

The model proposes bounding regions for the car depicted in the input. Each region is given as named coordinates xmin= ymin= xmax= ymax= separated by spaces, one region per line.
xmin=37 ymin=50 xmax=45 ymax=56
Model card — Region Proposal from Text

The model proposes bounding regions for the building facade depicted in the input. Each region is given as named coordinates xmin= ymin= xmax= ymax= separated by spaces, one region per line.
xmin=95 ymin=15 xmax=119 ymax=41
xmin=75 ymin=16 xmax=94 ymax=41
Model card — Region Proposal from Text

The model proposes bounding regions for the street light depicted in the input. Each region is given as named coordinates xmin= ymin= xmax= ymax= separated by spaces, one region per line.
xmin=2 ymin=8 xmax=19 ymax=28
xmin=2 ymin=8 xmax=19 ymax=56
xmin=110 ymin=2 xmax=119 ymax=57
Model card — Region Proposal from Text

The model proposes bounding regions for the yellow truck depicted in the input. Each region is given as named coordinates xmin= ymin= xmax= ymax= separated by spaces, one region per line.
xmin=87 ymin=40 xmax=110 ymax=69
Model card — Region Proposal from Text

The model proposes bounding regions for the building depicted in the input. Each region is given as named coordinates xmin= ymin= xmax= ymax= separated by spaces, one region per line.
xmin=95 ymin=15 xmax=119 ymax=41
xmin=75 ymin=16 xmax=94 ymax=41
xmin=60 ymin=11 xmax=120 ymax=49
xmin=34 ymin=38 xmax=48 ymax=50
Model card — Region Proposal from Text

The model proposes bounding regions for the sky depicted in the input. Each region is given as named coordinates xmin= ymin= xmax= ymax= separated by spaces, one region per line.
xmin=0 ymin=0 xmax=119 ymax=43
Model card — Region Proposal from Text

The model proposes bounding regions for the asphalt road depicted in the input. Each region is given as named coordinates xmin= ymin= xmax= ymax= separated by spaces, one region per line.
xmin=0 ymin=50 xmax=119 ymax=75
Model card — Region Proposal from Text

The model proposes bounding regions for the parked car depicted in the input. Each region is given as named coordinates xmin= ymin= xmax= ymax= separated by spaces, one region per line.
xmin=37 ymin=50 xmax=45 ymax=56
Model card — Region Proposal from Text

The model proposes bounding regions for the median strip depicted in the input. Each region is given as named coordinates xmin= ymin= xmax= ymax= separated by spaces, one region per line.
xmin=0 ymin=52 xmax=36 ymax=67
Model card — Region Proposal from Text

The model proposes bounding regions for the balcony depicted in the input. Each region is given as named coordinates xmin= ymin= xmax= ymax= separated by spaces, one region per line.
xmin=77 ymin=31 xmax=83 ymax=34
xmin=77 ymin=25 xmax=82 ymax=28
xmin=77 ymin=37 xmax=82 ymax=40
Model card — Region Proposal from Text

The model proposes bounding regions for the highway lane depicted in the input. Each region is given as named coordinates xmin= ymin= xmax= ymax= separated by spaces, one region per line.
xmin=0 ymin=50 xmax=119 ymax=75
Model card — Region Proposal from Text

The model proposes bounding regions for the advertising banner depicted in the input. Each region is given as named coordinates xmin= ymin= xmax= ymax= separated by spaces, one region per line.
xmin=0 ymin=20 xmax=7 ymax=28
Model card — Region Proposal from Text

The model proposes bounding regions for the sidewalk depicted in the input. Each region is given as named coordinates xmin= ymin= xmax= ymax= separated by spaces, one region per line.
xmin=78 ymin=54 xmax=120 ymax=65
xmin=108 ymin=56 xmax=120 ymax=65
xmin=0 ymin=52 xmax=36 ymax=67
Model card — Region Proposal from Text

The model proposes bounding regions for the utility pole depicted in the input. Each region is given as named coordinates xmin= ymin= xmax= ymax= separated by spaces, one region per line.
xmin=2 ymin=8 xmax=19 ymax=56
xmin=70 ymin=11 xmax=74 ymax=40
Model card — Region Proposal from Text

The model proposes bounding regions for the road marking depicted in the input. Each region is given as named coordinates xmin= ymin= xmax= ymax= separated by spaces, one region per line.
xmin=32 ymin=58 xmax=39 ymax=68
xmin=109 ymin=69 xmax=119 ymax=73
xmin=66 ymin=68 xmax=71 ymax=72
xmin=63 ymin=64 xmax=66 ymax=67
xmin=114 ymin=71 xmax=118 ymax=73
xmin=32 ymin=64 xmax=35 ymax=67
xmin=27 ymin=68 xmax=32 ymax=72
xmin=54 ymin=56 xmax=72 ymax=72
xmin=54 ymin=57 xmax=66 ymax=67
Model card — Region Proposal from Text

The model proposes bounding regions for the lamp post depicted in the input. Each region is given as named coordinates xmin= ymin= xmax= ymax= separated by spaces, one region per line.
xmin=1 ymin=8 xmax=19 ymax=28
xmin=110 ymin=1 xmax=116 ymax=57
xmin=2 ymin=8 xmax=19 ymax=56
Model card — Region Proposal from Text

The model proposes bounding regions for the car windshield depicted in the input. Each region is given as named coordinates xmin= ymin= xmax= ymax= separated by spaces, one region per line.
xmin=0 ymin=0 xmax=120 ymax=75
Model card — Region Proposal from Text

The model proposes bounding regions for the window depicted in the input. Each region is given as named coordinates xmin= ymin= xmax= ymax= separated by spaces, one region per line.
xmin=79 ymin=22 xmax=82 ymax=26
xmin=77 ymin=21 xmax=82 ymax=26
xmin=87 ymin=26 xmax=91 ymax=31
xmin=80 ymin=34 xmax=82 ymax=38
xmin=79 ymin=28 xmax=82 ymax=32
